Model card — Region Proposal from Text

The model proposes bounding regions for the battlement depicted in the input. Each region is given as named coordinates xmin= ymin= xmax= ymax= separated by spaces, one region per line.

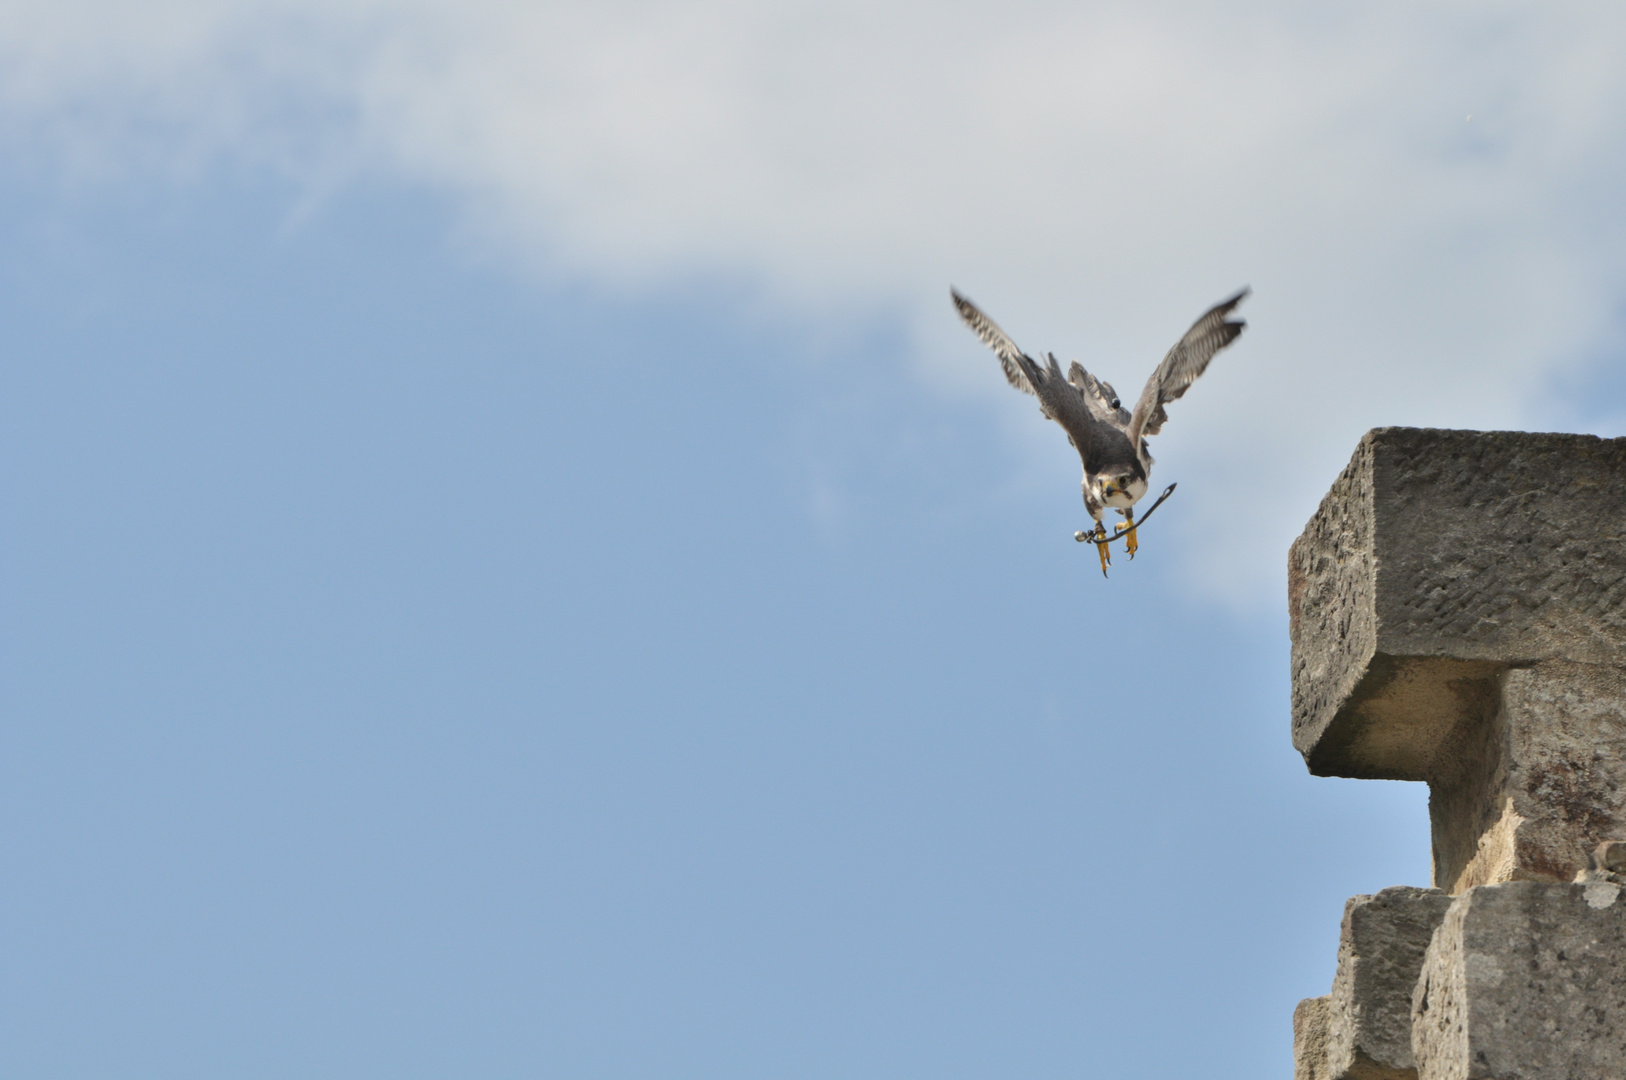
xmin=1289 ymin=428 xmax=1626 ymax=1079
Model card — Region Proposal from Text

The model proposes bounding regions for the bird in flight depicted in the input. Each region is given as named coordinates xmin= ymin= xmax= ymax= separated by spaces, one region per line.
xmin=952 ymin=286 xmax=1249 ymax=575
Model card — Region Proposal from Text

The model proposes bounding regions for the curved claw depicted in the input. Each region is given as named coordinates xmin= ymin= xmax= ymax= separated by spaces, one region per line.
xmin=1072 ymin=483 xmax=1178 ymax=576
xmin=1094 ymin=525 xmax=1111 ymax=577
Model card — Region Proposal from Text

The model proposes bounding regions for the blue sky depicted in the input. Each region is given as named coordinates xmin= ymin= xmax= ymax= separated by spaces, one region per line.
xmin=2 ymin=4 xmax=1624 ymax=1077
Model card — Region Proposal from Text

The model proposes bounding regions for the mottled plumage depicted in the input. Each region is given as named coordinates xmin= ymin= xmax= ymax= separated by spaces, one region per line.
xmin=951 ymin=286 xmax=1248 ymax=570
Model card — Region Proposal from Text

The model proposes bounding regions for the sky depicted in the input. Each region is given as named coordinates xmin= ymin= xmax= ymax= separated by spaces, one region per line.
xmin=0 ymin=3 xmax=1623 ymax=1077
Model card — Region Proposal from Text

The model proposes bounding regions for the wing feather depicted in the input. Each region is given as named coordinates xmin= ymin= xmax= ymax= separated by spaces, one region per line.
xmin=1068 ymin=361 xmax=1127 ymax=424
xmin=1127 ymin=287 xmax=1249 ymax=445
xmin=952 ymin=289 xmax=1036 ymax=396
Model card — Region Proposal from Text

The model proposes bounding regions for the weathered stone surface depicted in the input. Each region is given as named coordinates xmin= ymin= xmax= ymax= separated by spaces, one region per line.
xmin=1288 ymin=428 xmax=1626 ymax=890
xmin=1597 ymin=840 xmax=1626 ymax=874
xmin=1326 ymin=887 xmax=1453 ymax=1080
xmin=1412 ymin=881 xmax=1626 ymax=1080
xmin=1290 ymin=427 xmax=1626 ymax=778
xmin=1423 ymin=660 xmax=1626 ymax=891
xmin=1295 ymin=996 xmax=1334 ymax=1080
xmin=1497 ymin=663 xmax=1622 ymax=886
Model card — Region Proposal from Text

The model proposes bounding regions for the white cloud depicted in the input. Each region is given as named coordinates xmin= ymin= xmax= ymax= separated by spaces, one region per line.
xmin=3 ymin=0 xmax=1624 ymax=603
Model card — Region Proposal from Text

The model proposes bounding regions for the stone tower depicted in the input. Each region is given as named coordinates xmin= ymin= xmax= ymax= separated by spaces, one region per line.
xmin=1289 ymin=427 xmax=1626 ymax=1080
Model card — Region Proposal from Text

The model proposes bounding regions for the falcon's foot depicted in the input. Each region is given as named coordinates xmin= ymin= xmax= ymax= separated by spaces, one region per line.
xmin=1093 ymin=524 xmax=1111 ymax=577
xmin=1119 ymin=510 xmax=1138 ymax=558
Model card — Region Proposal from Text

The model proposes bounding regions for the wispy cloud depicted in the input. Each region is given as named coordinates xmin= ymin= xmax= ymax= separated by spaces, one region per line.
xmin=4 ymin=0 xmax=1624 ymax=603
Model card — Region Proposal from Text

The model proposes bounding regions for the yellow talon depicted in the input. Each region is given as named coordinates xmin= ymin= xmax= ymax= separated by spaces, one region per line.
xmin=1094 ymin=524 xmax=1111 ymax=577
xmin=1120 ymin=510 xmax=1138 ymax=558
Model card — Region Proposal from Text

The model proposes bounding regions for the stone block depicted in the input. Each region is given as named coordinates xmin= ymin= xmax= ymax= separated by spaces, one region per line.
xmin=1295 ymin=995 xmax=1334 ymax=1080
xmin=1422 ymin=660 xmax=1626 ymax=892
xmin=1412 ymin=880 xmax=1626 ymax=1079
xmin=1288 ymin=428 xmax=1626 ymax=890
xmin=1290 ymin=427 xmax=1626 ymax=777
xmin=1324 ymin=887 xmax=1452 ymax=1080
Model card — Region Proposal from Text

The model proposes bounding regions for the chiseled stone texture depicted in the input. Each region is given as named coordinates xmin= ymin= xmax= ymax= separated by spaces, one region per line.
xmin=1290 ymin=427 xmax=1626 ymax=779
xmin=1288 ymin=428 xmax=1626 ymax=890
xmin=1412 ymin=881 xmax=1626 ymax=1080
xmin=1295 ymin=996 xmax=1334 ymax=1080
xmin=1326 ymin=887 xmax=1454 ymax=1080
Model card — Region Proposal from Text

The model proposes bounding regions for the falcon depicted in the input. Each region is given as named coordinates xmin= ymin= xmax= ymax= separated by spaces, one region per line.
xmin=952 ymin=286 xmax=1249 ymax=575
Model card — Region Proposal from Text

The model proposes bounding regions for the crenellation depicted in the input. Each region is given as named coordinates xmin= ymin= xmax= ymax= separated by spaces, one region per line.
xmin=1288 ymin=427 xmax=1626 ymax=1080
xmin=1289 ymin=428 xmax=1626 ymax=884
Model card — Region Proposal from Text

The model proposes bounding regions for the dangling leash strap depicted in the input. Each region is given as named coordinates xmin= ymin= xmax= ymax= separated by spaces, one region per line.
xmin=1074 ymin=482 xmax=1178 ymax=545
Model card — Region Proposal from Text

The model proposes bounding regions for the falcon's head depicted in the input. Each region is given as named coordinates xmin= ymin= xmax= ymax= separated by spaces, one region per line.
xmin=1099 ymin=469 xmax=1148 ymax=509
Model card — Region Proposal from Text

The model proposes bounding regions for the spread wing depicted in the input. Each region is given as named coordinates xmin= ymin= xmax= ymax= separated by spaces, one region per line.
xmin=1127 ymin=287 xmax=1249 ymax=445
xmin=952 ymin=288 xmax=1035 ymax=396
